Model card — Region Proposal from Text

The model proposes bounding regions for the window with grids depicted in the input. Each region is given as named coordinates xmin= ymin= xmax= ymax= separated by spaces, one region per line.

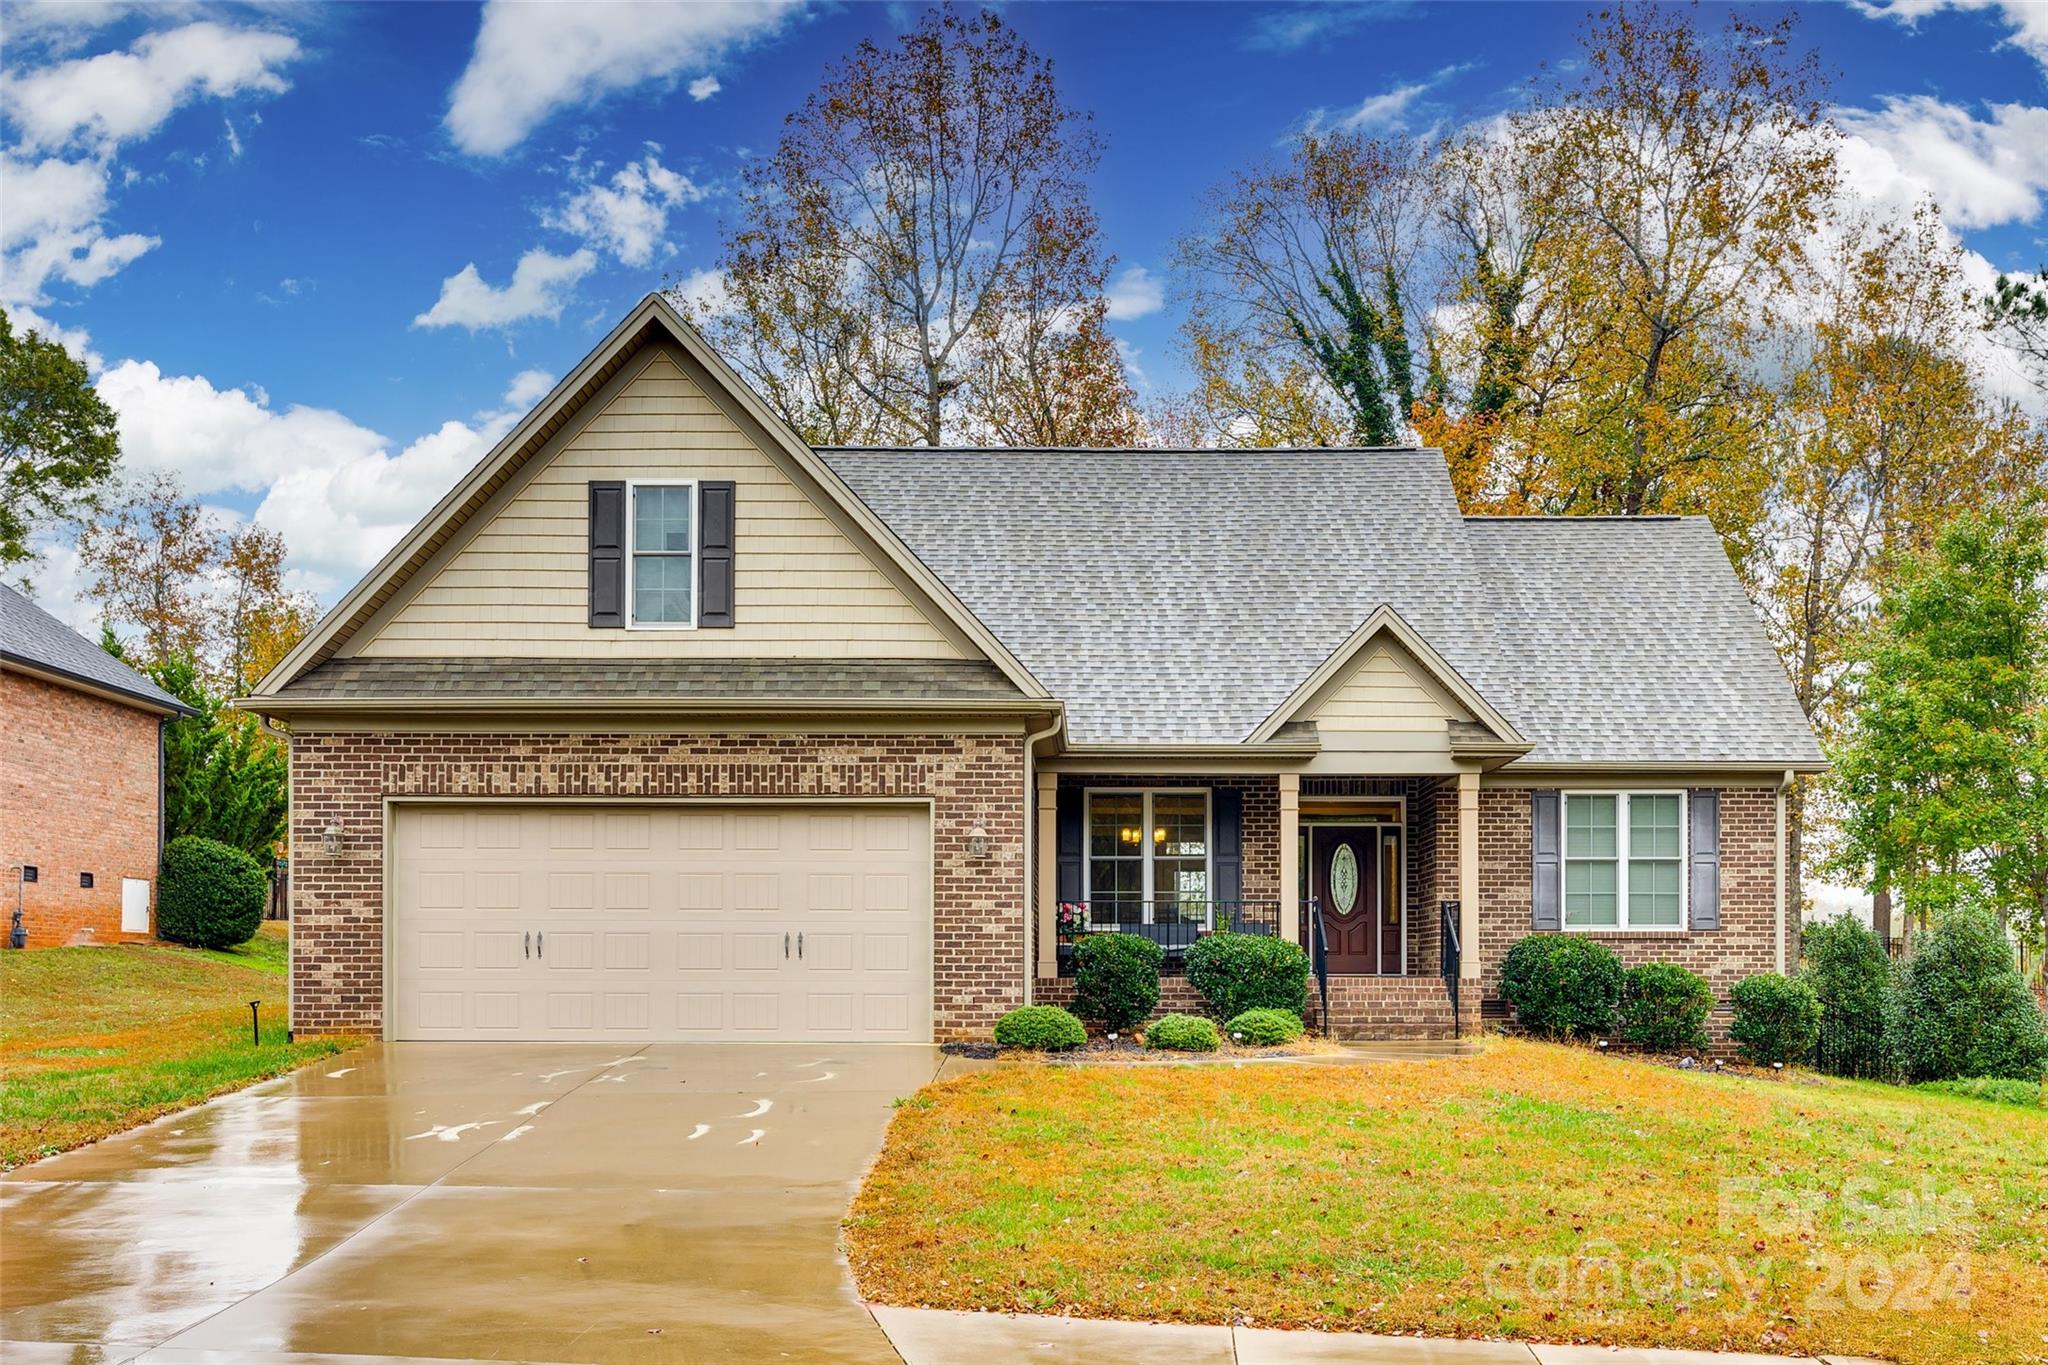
xmin=630 ymin=482 xmax=695 ymax=626
xmin=1563 ymin=792 xmax=1685 ymax=930
xmin=1085 ymin=790 xmax=1210 ymax=927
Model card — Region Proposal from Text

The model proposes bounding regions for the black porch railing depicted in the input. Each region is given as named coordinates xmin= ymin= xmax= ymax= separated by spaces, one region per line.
xmin=1304 ymin=897 xmax=1328 ymax=1035
xmin=1056 ymin=900 xmax=1281 ymax=977
xmin=1440 ymin=899 xmax=1462 ymax=1040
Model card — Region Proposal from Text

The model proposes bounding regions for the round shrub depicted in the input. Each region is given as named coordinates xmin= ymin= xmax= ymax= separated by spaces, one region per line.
xmin=1226 ymin=1007 xmax=1305 ymax=1047
xmin=1071 ymin=933 xmax=1163 ymax=1031
xmin=1499 ymin=935 xmax=1623 ymax=1039
xmin=1145 ymin=1013 xmax=1219 ymax=1052
xmin=992 ymin=1005 xmax=1086 ymax=1052
xmin=1889 ymin=909 xmax=2048 ymax=1082
xmin=156 ymin=835 xmax=268 ymax=950
xmin=1729 ymin=973 xmax=1822 ymax=1067
xmin=1802 ymin=914 xmax=1894 ymax=1079
xmin=1618 ymin=962 xmax=1714 ymax=1053
xmin=1184 ymin=932 xmax=1310 ymax=1020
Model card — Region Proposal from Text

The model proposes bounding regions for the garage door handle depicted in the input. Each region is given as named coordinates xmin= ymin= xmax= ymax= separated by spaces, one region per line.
xmin=524 ymin=931 xmax=530 ymax=960
xmin=798 ymin=932 xmax=804 ymax=959
xmin=784 ymin=932 xmax=790 ymax=959
xmin=537 ymin=931 xmax=543 ymax=959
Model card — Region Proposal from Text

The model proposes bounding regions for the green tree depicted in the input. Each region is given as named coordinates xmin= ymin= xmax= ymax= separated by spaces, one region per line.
xmin=1829 ymin=506 xmax=2048 ymax=946
xmin=0 ymin=308 xmax=121 ymax=572
xmin=146 ymin=652 xmax=290 ymax=862
xmin=1981 ymin=267 xmax=2048 ymax=391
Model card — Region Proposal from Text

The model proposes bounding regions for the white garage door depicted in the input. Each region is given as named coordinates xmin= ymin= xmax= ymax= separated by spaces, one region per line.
xmin=389 ymin=803 xmax=931 ymax=1042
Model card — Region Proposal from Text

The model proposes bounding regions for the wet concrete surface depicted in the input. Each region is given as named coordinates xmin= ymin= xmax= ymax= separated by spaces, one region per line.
xmin=2 ymin=1043 xmax=944 ymax=1363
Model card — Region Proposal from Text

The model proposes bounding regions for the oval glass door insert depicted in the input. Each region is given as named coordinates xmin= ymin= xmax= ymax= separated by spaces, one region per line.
xmin=1329 ymin=843 xmax=1360 ymax=914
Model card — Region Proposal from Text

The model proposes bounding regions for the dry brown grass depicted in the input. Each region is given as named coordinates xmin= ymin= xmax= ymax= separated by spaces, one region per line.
xmin=848 ymin=1037 xmax=2048 ymax=1364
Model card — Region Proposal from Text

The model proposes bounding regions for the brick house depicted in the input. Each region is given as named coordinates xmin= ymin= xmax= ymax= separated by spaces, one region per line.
xmin=2 ymin=584 xmax=191 ymax=948
xmin=243 ymin=296 xmax=1824 ymax=1044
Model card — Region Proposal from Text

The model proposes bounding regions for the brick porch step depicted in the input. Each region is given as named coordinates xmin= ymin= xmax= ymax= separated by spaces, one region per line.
xmin=1311 ymin=974 xmax=1478 ymax=1041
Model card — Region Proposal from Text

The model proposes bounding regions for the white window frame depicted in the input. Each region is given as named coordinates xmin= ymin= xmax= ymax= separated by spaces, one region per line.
xmin=1562 ymin=790 xmax=1688 ymax=933
xmin=625 ymin=478 xmax=698 ymax=630
xmin=1082 ymin=788 xmax=1214 ymax=928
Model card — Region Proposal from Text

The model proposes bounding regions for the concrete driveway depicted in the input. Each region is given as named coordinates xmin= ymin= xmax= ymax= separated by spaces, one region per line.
xmin=2 ymin=1043 xmax=943 ymax=1363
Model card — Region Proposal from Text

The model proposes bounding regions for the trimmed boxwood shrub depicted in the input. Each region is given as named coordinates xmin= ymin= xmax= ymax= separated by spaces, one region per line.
xmin=1618 ymin=962 xmax=1714 ymax=1053
xmin=992 ymin=1005 xmax=1086 ymax=1052
xmin=156 ymin=835 xmax=268 ymax=950
xmin=1145 ymin=1013 xmax=1219 ymax=1052
xmin=1072 ymin=933 xmax=1163 ymax=1031
xmin=1184 ymin=932 xmax=1310 ymax=1019
xmin=1499 ymin=934 xmax=1623 ymax=1039
xmin=1226 ymin=1007 xmax=1304 ymax=1047
xmin=1803 ymin=914 xmax=1895 ymax=1079
xmin=1729 ymin=973 xmax=1822 ymax=1066
xmin=1888 ymin=909 xmax=2048 ymax=1082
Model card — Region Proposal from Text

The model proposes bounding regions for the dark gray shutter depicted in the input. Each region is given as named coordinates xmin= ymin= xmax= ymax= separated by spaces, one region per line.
xmin=1212 ymin=787 xmax=1243 ymax=905
xmin=1689 ymin=790 xmax=1721 ymax=930
xmin=697 ymin=479 xmax=735 ymax=628
xmin=1530 ymin=789 xmax=1562 ymax=931
xmin=588 ymin=480 xmax=625 ymax=628
xmin=1056 ymin=787 xmax=1085 ymax=904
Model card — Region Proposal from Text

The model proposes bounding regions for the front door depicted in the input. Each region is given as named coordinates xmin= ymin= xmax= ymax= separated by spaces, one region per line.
xmin=1312 ymin=825 xmax=1402 ymax=974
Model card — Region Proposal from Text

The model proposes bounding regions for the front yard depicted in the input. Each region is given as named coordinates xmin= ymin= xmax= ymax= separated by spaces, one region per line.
xmin=0 ymin=923 xmax=359 ymax=1168
xmin=848 ymin=1038 xmax=2048 ymax=1365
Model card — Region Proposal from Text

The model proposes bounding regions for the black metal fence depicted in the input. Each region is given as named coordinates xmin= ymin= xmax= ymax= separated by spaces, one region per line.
xmin=1055 ymin=899 xmax=1281 ymax=976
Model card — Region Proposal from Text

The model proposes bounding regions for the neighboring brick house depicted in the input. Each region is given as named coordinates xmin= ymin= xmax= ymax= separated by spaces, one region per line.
xmin=244 ymin=295 xmax=1825 ymax=1045
xmin=2 ymin=584 xmax=190 ymax=948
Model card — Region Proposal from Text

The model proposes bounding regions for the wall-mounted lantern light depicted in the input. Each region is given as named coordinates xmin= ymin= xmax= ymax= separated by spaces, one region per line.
xmin=968 ymin=823 xmax=989 ymax=859
xmin=321 ymin=825 xmax=344 ymax=857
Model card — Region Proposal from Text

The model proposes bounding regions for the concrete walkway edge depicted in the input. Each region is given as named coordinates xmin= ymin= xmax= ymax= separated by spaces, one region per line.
xmin=868 ymin=1305 xmax=1891 ymax=1365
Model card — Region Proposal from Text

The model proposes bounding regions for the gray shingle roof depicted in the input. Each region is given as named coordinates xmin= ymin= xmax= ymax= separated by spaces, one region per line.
xmin=277 ymin=656 xmax=1023 ymax=702
xmin=822 ymin=447 xmax=1821 ymax=766
xmin=1 ymin=583 xmax=188 ymax=714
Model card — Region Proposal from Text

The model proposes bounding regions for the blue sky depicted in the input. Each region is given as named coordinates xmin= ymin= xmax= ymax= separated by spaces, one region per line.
xmin=4 ymin=0 xmax=2045 ymax=617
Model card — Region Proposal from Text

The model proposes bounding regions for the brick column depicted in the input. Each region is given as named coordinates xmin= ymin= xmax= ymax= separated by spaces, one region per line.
xmin=1458 ymin=769 xmax=1480 ymax=980
xmin=1277 ymin=773 xmax=1300 ymax=944
xmin=1036 ymin=768 xmax=1059 ymax=977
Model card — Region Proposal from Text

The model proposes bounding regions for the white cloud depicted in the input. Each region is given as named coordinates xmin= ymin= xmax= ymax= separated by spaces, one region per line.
xmin=1303 ymin=62 xmax=1473 ymax=136
xmin=1849 ymin=0 xmax=2048 ymax=74
xmin=689 ymin=75 xmax=721 ymax=102
xmin=444 ymin=0 xmax=798 ymax=156
xmin=1836 ymin=96 xmax=2048 ymax=230
xmin=87 ymin=361 xmax=550 ymax=595
xmin=504 ymin=367 xmax=556 ymax=407
xmin=543 ymin=152 xmax=708 ymax=267
xmin=3 ymin=20 xmax=299 ymax=154
xmin=0 ymin=153 xmax=160 ymax=306
xmin=1105 ymin=265 xmax=1165 ymax=322
xmin=668 ymin=266 xmax=734 ymax=319
xmin=412 ymin=246 xmax=597 ymax=331
xmin=1243 ymin=3 xmax=1400 ymax=53
xmin=7 ymin=304 xmax=102 ymax=373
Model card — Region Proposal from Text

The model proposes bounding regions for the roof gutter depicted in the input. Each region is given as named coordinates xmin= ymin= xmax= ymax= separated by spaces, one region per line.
xmin=2 ymin=656 xmax=194 ymax=718
xmin=233 ymin=694 xmax=1058 ymax=720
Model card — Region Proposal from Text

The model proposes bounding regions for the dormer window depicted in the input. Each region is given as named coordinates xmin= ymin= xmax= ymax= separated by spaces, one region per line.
xmin=629 ymin=480 xmax=696 ymax=628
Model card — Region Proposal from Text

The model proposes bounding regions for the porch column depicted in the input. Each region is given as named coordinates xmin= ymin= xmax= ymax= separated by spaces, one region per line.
xmin=1277 ymin=773 xmax=1300 ymax=945
xmin=1458 ymin=770 xmax=1481 ymax=980
xmin=1036 ymin=768 xmax=1060 ymax=978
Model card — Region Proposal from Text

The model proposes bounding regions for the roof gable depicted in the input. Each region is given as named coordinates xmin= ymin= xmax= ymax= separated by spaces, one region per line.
xmin=1248 ymin=603 xmax=1525 ymax=747
xmin=252 ymin=296 xmax=1046 ymax=701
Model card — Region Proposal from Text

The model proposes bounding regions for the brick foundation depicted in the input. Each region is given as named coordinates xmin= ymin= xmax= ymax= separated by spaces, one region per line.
xmin=1 ymin=671 xmax=162 ymax=947
xmin=288 ymin=728 xmax=1027 ymax=1041
xmin=1312 ymin=974 xmax=1479 ymax=1040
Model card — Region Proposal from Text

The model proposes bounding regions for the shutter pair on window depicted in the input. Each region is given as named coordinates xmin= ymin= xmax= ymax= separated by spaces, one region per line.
xmin=1054 ymin=788 xmax=1245 ymax=904
xmin=587 ymin=480 xmax=734 ymax=628
xmin=1529 ymin=789 xmax=1719 ymax=931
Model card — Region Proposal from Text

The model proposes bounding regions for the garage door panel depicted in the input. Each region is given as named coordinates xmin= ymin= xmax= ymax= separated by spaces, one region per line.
xmin=391 ymin=804 xmax=931 ymax=1041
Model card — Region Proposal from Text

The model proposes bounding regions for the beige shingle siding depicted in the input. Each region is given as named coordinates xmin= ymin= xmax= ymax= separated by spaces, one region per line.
xmin=352 ymin=352 xmax=966 ymax=661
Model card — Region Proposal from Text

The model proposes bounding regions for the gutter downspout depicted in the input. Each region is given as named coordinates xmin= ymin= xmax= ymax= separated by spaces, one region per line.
xmin=1775 ymin=768 xmax=1793 ymax=974
xmin=157 ymin=714 xmax=169 ymax=936
xmin=1021 ymin=711 xmax=1065 ymax=1006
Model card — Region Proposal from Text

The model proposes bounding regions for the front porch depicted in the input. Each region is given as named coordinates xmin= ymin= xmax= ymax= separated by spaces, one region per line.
xmin=1033 ymin=774 xmax=1485 ymax=1041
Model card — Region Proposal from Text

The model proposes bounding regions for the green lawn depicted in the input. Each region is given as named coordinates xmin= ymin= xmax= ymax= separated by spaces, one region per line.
xmin=0 ymin=923 xmax=361 ymax=1169
xmin=848 ymin=1038 xmax=2048 ymax=1365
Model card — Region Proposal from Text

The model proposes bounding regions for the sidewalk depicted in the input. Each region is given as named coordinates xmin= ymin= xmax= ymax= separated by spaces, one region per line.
xmin=869 ymin=1306 xmax=1888 ymax=1365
